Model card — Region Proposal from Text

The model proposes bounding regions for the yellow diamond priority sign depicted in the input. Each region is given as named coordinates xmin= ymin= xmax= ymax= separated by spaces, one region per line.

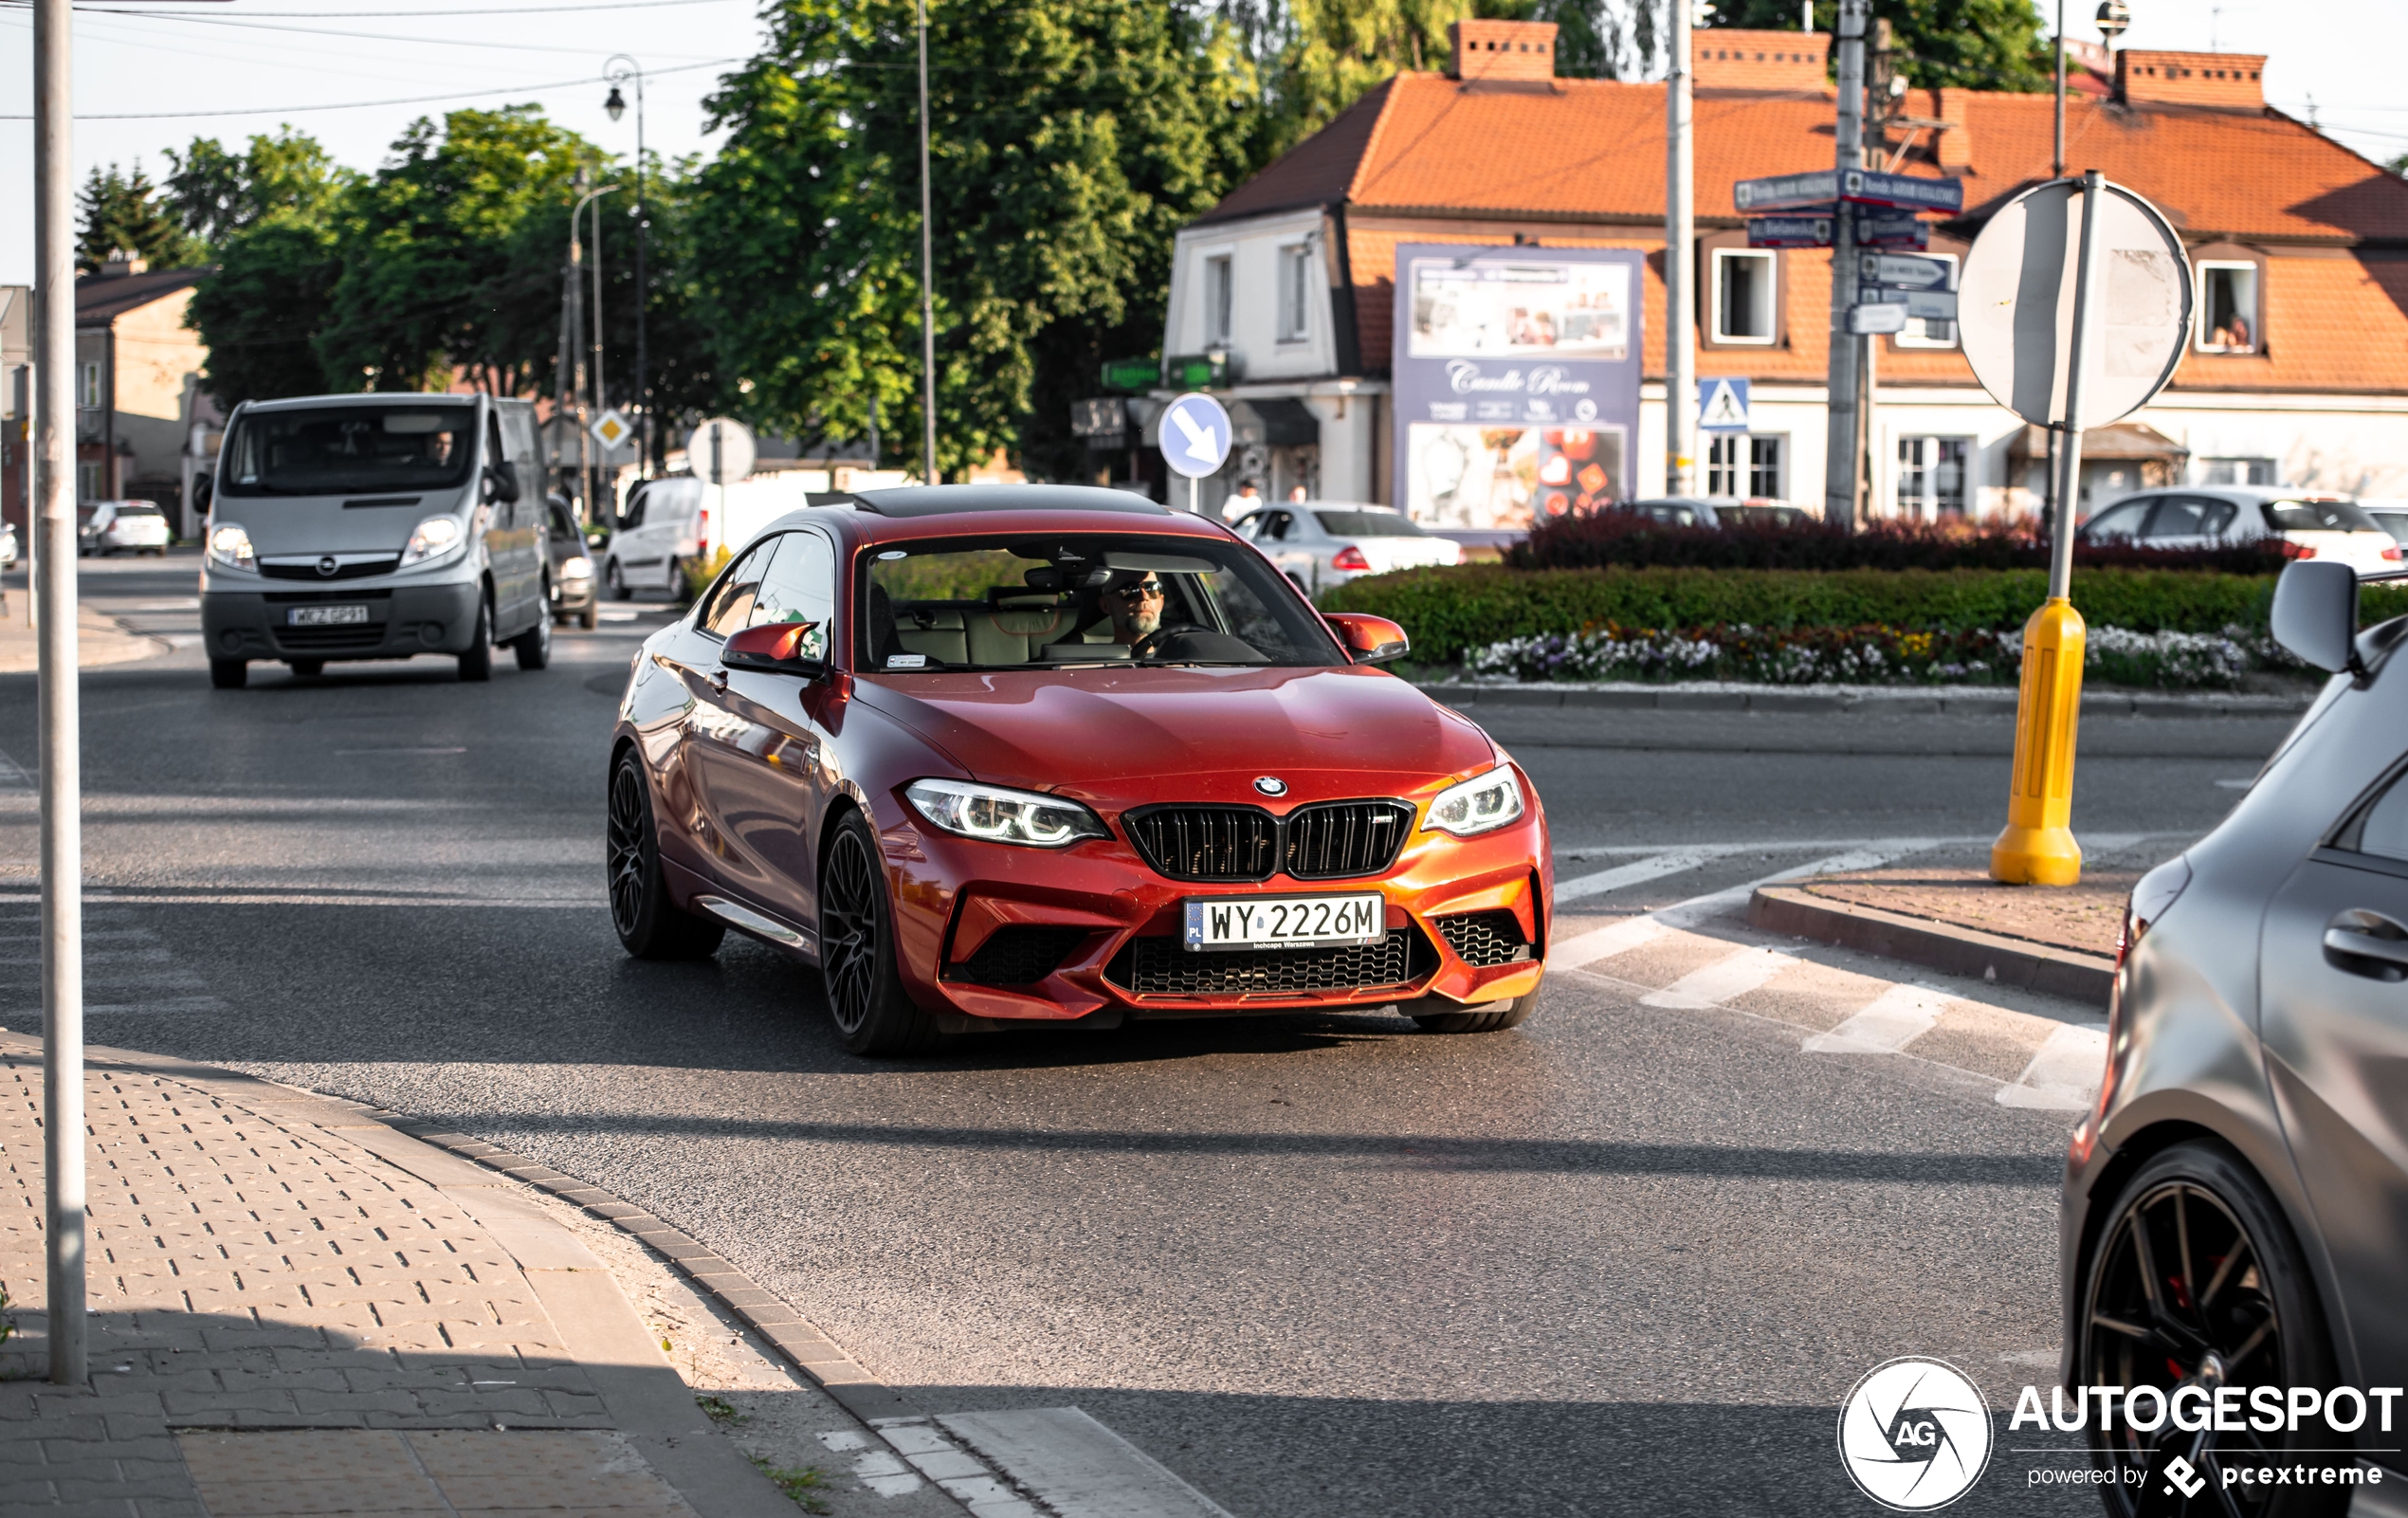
xmin=591 ymin=409 xmax=633 ymax=450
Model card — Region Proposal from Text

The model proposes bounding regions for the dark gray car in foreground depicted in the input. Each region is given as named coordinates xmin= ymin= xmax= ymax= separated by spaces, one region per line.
xmin=2067 ymin=558 xmax=2408 ymax=1515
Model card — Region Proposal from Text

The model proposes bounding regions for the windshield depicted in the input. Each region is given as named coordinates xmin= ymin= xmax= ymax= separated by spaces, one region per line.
xmin=2265 ymin=498 xmax=2378 ymax=533
xmin=1316 ymin=510 xmax=1425 ymax=538
xmin=861 ymin=534 xmax=1346 ymax=672
xmin=218 ymin=404 xmax=478 ymax=497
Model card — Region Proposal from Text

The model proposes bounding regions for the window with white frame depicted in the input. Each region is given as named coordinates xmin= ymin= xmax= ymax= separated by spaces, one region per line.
xmin=2197 ymin=262 xmax=2259 ymax=353
xmin=78 ymin=462 xmax=100 ymax=501
xmin=1203 ymin=254 xmax=1233 ymax=347
xmin=1706 ymin=433 xmax=1786 ymax=499
xmin=2198 ymin=456 xmax=2276 ymax=486
xmin=1277 ymin=244 xmax=1313 ymax=342
xmin=1711 ymin=248 xmax=1776 ymax=345
xmin=80 ymin=361 xmax=100 ymax=409
xmin=1897 ymin=435 xmax=1972 ymax=517
xmin=1891 ymin=252 xmax=1961 ymax=349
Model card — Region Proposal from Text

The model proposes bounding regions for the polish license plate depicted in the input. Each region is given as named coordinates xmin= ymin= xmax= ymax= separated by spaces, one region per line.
xmin=287 ymin=604 xmax=370 ymax=627
xmin=1182 ymin=892 xmax=1383 ymax=952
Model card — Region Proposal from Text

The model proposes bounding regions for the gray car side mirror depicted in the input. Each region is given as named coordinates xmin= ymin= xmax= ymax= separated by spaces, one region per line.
xmin=2270 ymin=558 xmax=2361 ymax=674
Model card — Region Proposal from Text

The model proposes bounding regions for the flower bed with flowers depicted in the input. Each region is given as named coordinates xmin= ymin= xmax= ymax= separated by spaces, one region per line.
xmin=1467 ymin=623 xmax=2265 ymax=688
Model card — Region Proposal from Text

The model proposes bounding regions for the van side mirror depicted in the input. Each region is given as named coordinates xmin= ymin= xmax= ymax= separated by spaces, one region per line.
xmin=482 ymin=466 xmax=520 ymax=504
xmin=2271 ymin=558 xmax=2362 ymax=674
xmin=1323 ymin=612 xmax=1410 ymax=664
xmin=722 ymin=621 xmax=826 ymax=677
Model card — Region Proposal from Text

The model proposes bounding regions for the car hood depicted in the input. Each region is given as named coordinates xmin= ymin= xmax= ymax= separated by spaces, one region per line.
xmin=854 ymin=665 xmax=1497 ymax=805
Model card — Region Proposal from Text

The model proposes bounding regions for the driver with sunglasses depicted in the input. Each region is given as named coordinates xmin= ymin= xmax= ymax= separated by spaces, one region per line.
xmin=1101 ymin=569 xmax=1167 ymax=648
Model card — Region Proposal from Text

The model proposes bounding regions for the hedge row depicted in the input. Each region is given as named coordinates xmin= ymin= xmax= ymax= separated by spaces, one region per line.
xmin=1508 ymin=510 xmax=2291 ymax=575
xmin=1322 ymin=566 xmax=2408 ymax=661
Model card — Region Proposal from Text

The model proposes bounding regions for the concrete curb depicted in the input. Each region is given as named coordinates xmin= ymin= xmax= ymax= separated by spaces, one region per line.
xmin=1746 ymin=884 xmax=2117 ymax=1008
xmin=11 ymin=1034 xmax=927 ymax=1431
xmin=1419 ymin=681 xmax=2313 ymax=718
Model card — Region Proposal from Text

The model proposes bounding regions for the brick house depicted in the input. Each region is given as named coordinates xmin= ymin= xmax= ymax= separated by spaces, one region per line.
xmin=1158 ymin=21 xmax=2408 ymax=524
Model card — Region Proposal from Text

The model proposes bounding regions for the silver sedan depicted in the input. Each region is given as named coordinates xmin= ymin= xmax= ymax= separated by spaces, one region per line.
xmin=1230 ymin=502 xmax=1461 ymax=595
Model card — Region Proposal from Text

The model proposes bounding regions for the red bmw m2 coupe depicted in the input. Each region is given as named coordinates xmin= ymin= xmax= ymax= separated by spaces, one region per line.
xmin=606 ymin=485 xmax=1551 ymax=1054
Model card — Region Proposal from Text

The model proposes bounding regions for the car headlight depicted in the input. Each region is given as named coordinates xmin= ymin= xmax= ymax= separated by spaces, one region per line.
xmin=904 ymin=778 xmax=1108 ymax=848
xmin=1422 ymin=765 xmax=1526 ymax=837
xmin=206 ymin=523 xmax=254 ymax=571
xmin=561 ymin=555 xmax=593 ymax=579
xmin=400 ymin=514 xmax=465 ymax=568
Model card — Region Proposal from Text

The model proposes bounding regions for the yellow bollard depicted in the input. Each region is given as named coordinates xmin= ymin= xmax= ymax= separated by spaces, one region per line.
xmin=1990 ymin=596 xmax=2087 ymax=886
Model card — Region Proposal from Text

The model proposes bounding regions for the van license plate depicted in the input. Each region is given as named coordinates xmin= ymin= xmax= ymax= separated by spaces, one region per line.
xmin=1182 ymin=893 xmax=1384 ymax=952
xmin=287 ymin=604 xmax=370 ymax=627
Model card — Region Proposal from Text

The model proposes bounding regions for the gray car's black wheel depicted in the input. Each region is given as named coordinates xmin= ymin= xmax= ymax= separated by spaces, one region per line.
xmin=458 ymin=593 xmax=493 ymax=682
xmin=512 ymin=608 xmax=551 ymax=670
xmin=606 ymin=751 xmax=725 ymax=960
xmin=818 ymin=811 xmax=945 ymax=1056
xmin=579 ymin=605 xmax=598 ymax=631
xmin=2081 ymin=1141 xmax=2345 ymax=1516
xmin=608 ymin=559 xmax=631 ymax=600
xmin=1405 ymin=980 xmax=1541 ymax=1034
xmin=209 ymin=658 xmax=246 ymax=689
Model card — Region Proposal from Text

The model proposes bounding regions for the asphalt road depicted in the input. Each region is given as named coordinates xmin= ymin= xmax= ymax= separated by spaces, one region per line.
xmin=0 ymin=553 xmax=2291 ymax=1515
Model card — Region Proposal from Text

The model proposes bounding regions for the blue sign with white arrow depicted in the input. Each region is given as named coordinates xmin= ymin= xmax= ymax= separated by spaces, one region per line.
xmin=1158 ymin=392 xmax=1232 ymax=480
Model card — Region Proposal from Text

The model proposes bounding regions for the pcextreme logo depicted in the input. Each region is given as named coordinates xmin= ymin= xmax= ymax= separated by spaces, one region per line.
xmin=1836 ymin=1357 xmax=1995 ymax=1511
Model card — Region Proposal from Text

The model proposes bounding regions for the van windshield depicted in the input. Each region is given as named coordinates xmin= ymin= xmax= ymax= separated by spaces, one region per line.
xmin=218 ymin=405 xmax=477 ymax=497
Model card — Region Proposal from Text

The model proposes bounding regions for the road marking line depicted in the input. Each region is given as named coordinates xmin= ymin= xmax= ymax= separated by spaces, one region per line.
xmin=1552 ymin=843 xmax=1939 ymax=970
xmin=1803 ymin=982 xmax=1955 ymax=1052
xmin=1640 ymin=946 xmax=1794 ymax=1010
xmin=80 ymin=997 xmax=228 ymax=1015
xmin=1560 ymin=834 xmax=1988 ymax=860
xmin=937 ymin=1406 xmax=1238 ymax=1518
xmin=1554 ymin=848 xmax=1721 ymax=904
xmin=1996 ymin=1022 xmax=2108 ymax=1110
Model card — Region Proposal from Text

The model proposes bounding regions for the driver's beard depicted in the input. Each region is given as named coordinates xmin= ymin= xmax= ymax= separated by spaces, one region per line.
xmin=1126 ymin=606 xmax=1162 ymax=639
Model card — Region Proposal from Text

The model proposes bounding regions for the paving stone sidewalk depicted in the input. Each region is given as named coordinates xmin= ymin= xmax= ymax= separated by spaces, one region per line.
xmin=0 ymin=1033 xmax=806 ymax=1518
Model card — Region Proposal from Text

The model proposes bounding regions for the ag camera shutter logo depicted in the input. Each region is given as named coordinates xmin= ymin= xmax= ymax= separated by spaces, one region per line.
xmin=1837 ymin=1357 xmax=1994 ymax=1510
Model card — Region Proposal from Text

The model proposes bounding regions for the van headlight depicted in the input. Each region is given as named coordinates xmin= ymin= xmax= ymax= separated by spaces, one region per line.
xmin=400 ymin=515 xmax=465 ymax=568
xmin=561 ymin=555 xmax=593 ymax=580
xmin=1422 ymin=765 xmax=1525 ymax=837
xmin=904 ymin=778 xmax=1108 ymax=848
xmin=206 ymin=523 xmax=254 ymax=571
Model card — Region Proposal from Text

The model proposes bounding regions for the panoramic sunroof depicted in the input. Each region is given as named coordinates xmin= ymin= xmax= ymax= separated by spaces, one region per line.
xmin=848 ymin=485 xmax=1172 ymax=518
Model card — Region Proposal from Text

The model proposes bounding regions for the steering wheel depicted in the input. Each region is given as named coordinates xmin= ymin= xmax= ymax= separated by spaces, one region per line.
xmin=1129 ymin=623 xmax=1207 ymax=660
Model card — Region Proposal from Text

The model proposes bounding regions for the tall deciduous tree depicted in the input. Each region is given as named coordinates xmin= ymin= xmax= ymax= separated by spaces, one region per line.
xmin=167 ymin=128 xmax=348 ymax=248
xmin=1706 ymin=0 xmax=2052 ymax=91
xmin=183 ymin=128 xmax=358 ymax=405
xmin=693 ymin=0 xmax=1260 ymax=482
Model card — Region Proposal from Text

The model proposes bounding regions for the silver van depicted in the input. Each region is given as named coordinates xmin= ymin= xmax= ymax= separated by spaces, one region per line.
xmin=198 ymin=393 xmax=552 ymax=687
xmin=601 ymin=475 xmax=705 ymax=600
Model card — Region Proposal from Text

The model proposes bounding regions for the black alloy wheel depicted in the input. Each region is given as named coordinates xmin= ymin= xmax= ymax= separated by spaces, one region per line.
xmin=605 ymin=751 xmax=724 ymax=960
xmin=2081 ymin=1142 xmax=2345 ymax=1517
xmin=817 ymin=812 xmax=945 ymax=1056
xmin=208 ymin=658 xmax=246 ymax=689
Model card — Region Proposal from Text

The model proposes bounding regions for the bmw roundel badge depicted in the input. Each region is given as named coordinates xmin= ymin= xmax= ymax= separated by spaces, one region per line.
xmin=1253 ymin=777 xmax=1287 ymax=796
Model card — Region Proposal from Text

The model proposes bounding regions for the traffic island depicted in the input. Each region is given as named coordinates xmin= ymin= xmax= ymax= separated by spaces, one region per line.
xmin=1747 ymin=866 xmax=2125 ymax=1007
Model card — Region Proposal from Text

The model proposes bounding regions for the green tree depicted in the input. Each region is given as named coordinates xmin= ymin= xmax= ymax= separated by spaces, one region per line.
xmin=1706 ymin=0 xmax=2052 ymax=91
xmin=693 ymin=0 xmax=1261 ymax=482
xmin=76 ymin=164 xmax=201 ymax=273
xmin=188 ymin=218 xmax=346 ymax=404
xmin=166 ymin=128 xmax=348 ymax=247
xmin=318 ymin=106 xmax=594 ymax=394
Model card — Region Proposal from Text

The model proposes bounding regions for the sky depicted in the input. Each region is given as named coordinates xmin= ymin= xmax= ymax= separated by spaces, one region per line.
xmin=1 ymin=0 xmax=2402 ymax=291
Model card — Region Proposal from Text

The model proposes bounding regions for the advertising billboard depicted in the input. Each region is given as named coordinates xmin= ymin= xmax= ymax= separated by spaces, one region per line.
xmin=1392 ymin=244 xmax=1646 ymax=531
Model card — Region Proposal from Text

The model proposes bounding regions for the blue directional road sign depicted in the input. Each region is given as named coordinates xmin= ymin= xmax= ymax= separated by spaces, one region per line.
xmin=1734 ymin=171 xmax=1838 ymax=213
xmin=1158 ymin=392 xmax=1232 ymax=480
xmin=1854 ymin=210 xmax=1930 ymax=249
xmin=1746 ymin=213 xmax=1835 ymax=249
xmin=1856 ymin=252 xmax=1956 ymax=292
xmin=1839 ymin=169 xmax=1964 ymax=215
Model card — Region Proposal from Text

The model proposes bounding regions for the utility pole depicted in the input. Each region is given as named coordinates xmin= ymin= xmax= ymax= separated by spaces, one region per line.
xmin=1666 ymin=0 xmax=1696 ymax=498
xmin=34 ymin=0 xmax=86 ymax=1387
xmin=1820 ymin=0 xmax=1869 ymax=528
xmin=604 ymin=58 xmax=648 ymax=479
xmin=917 ymin=0 xmax=939 ymax=485
xmin=589 ymin=192 xmax=607 ymax=516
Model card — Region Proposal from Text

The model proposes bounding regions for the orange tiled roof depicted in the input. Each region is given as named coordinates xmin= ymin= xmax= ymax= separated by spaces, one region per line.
xmin=1205 ymin=70 xmax=2408 ymax=390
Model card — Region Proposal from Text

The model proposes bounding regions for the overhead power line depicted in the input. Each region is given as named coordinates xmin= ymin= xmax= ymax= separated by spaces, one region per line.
xmin=1 ymin=0 xmax=742 ymax=14
xmin=0 ymin=53 xmax=741 ymax=119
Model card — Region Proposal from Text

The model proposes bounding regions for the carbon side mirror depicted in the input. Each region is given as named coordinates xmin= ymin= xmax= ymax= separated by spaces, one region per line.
xmin=2271 ymin=558 xmax=2362 ymax=674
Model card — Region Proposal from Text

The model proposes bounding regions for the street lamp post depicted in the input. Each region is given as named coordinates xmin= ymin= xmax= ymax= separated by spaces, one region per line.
xmin=604 ymin=57 xmax=649 ymax=480
xmin=917 ymin=0 xmax=938 ymax=485
xmin=568 ymin=177 xmax=619 ymax=522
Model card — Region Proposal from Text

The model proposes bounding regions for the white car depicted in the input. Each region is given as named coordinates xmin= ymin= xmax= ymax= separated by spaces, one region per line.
xmin=1231 ymin=502 xmax=1462 ymax=594
xmin=1 ymin=521 xmax=16 ymax=570
xmin=602 ymin=477 xmax=706 ymax=598
xmin=79 ymin=499 xmax=173 ymax=557
xmin=2075 ymin=486 xmax=2401 ymax=574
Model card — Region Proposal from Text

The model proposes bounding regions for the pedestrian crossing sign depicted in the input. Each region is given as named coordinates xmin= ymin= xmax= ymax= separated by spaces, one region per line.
xmin=1699 ymin=378 xmax=1751 ymax=433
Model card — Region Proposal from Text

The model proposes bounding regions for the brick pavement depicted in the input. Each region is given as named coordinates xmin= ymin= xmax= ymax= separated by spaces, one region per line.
xmin=0 ymin=1037 xmax=795 ymax=1517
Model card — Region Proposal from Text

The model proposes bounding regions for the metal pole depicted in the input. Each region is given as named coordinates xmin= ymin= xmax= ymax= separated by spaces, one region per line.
xmin=34 ymin=0 xmax=85 ymax=1387
xmin=1821 ymin=0 xmax=1868 ymax=528
xmin=569 ymin=195 xmax=591 ymax=523
xmin=590 ymin=192 xmax=606 ymax=516
xmin=917 ymin=0 xmax=938 ymax=485
xmin=557 ymin=229 xmax=575 ymax=520
xmin=2052 ymin=0 xmax=2067 ymax=181
xmin=1860 ymin=316 xmax=1877 ymax=521
xmin=2051 ymin=171 xmax=2106 ymax=599
xmin=1665 ymin=0 xmax=1695 ymax=497
xmin=631 ymin=69 xmax=648 ymax=479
